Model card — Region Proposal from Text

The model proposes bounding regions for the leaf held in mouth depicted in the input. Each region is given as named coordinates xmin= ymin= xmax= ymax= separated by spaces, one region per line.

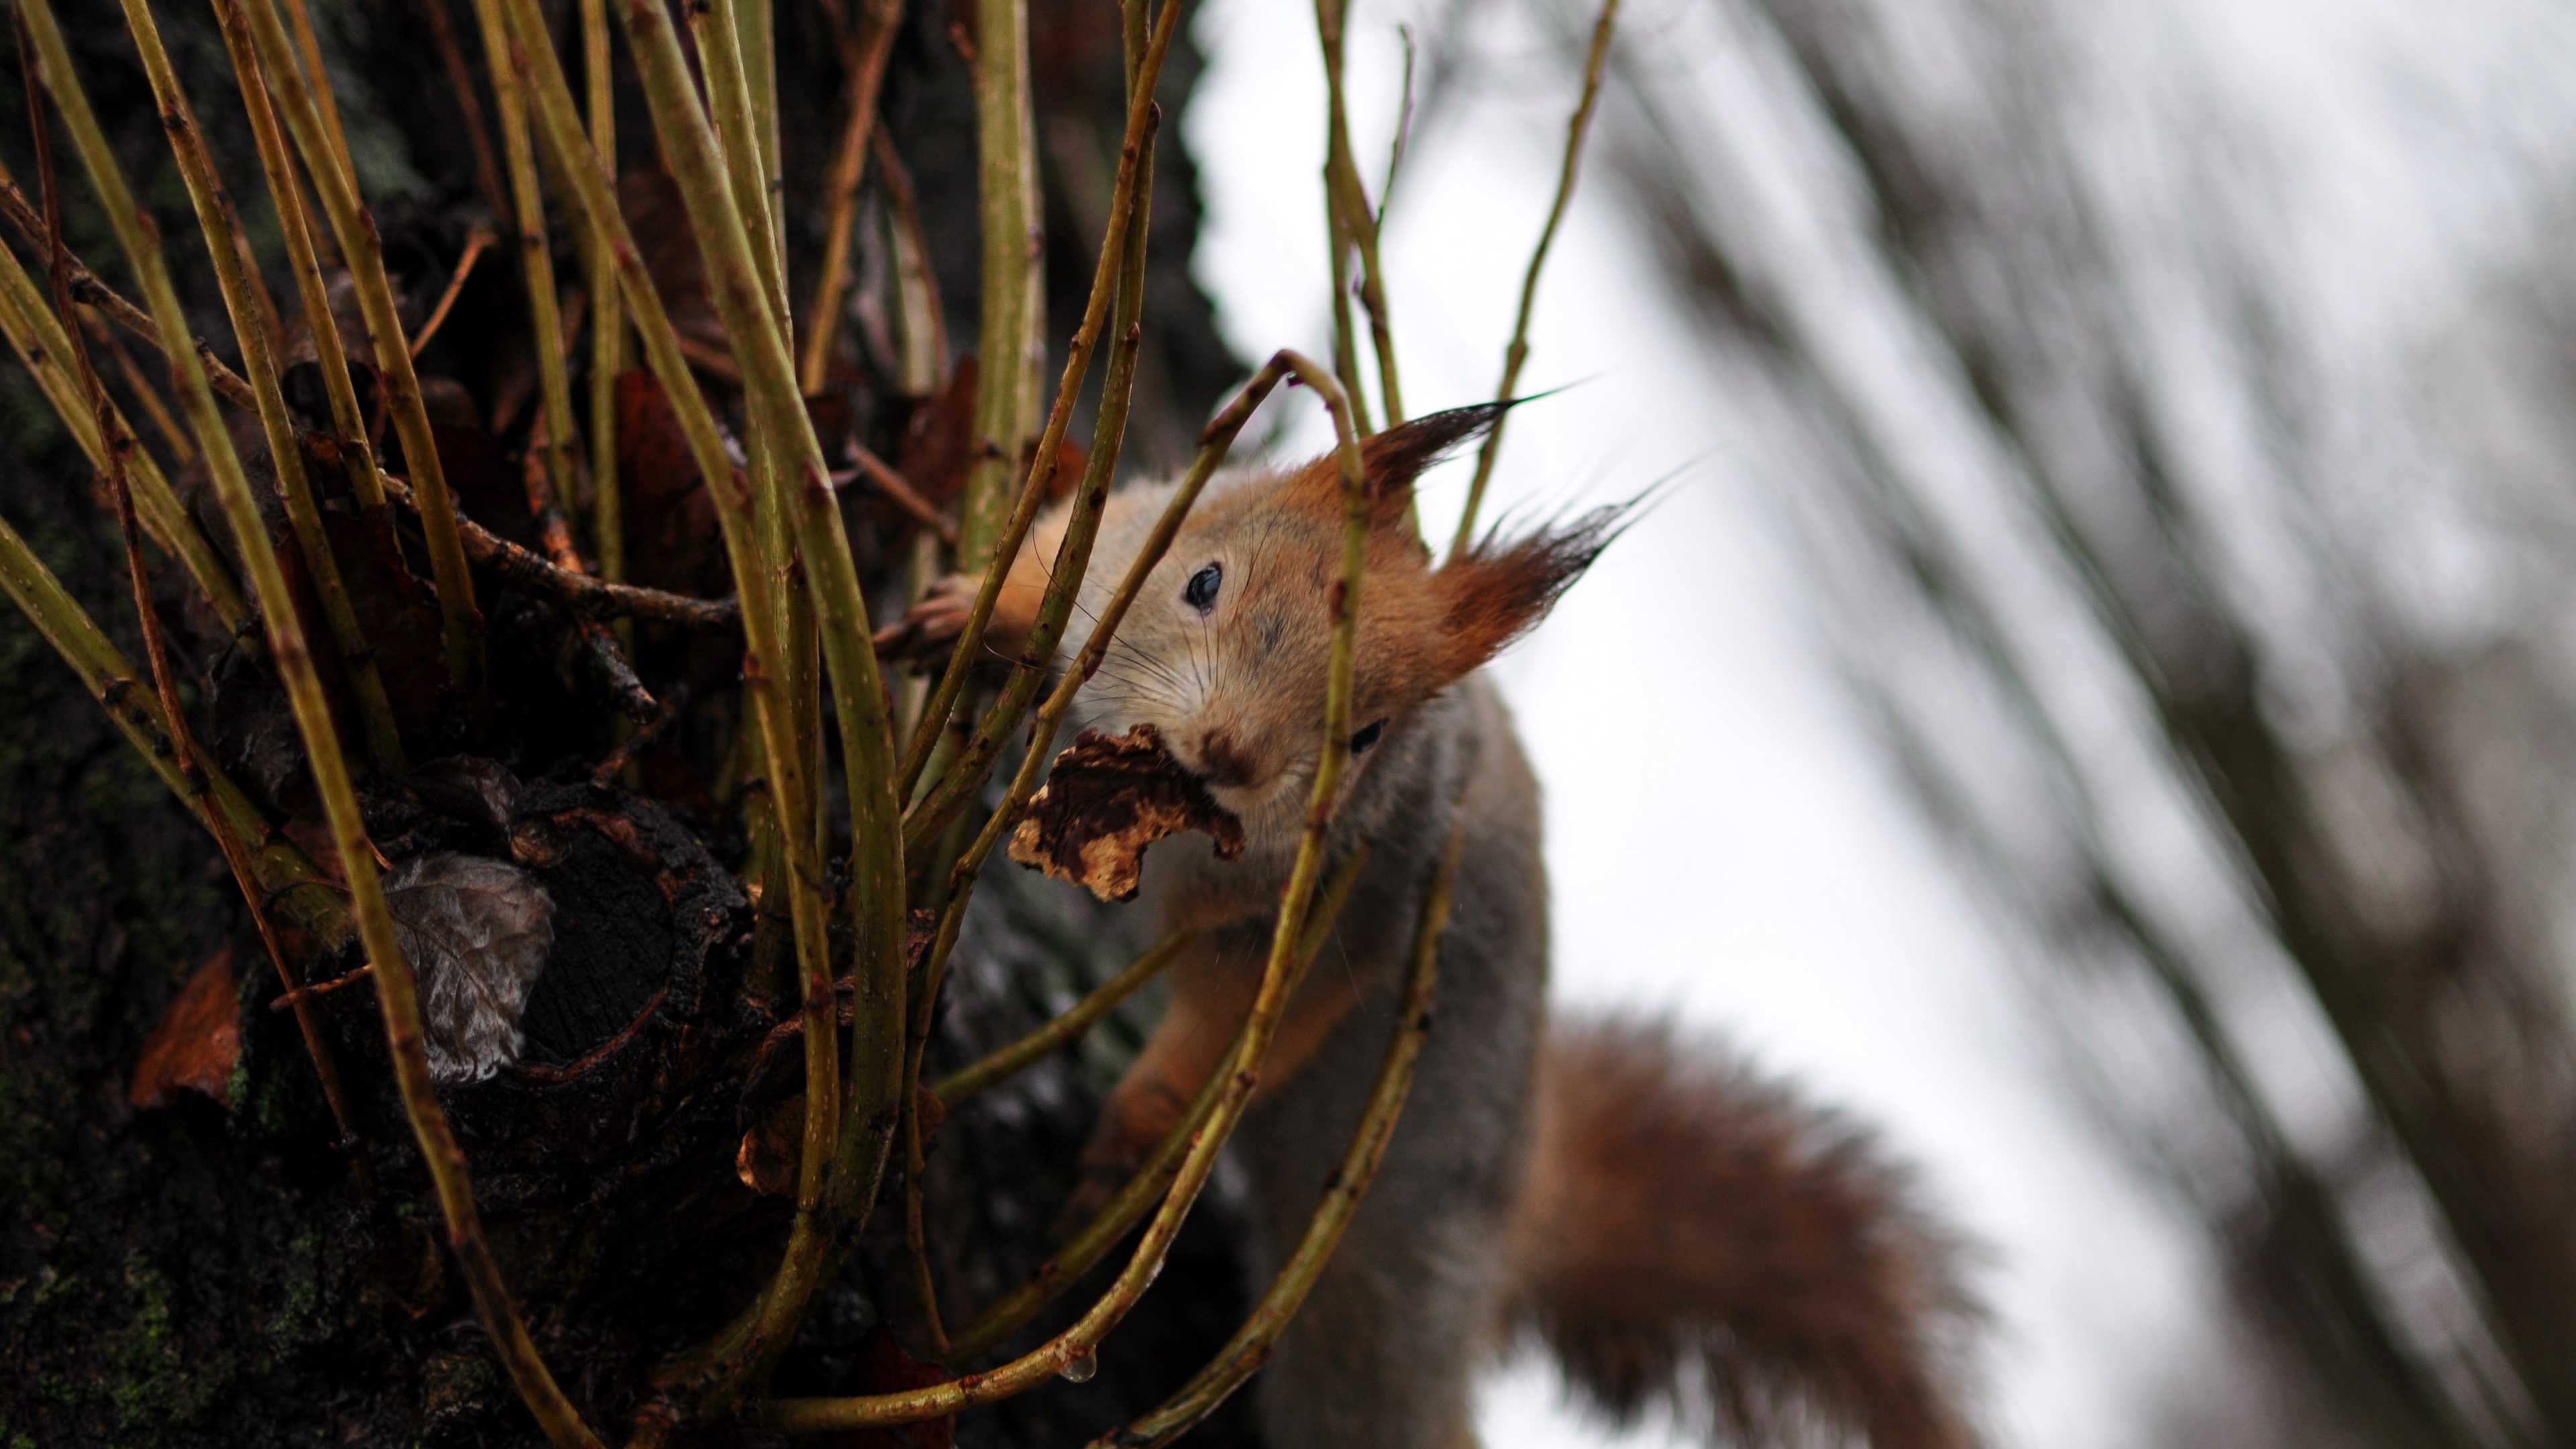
xmin=1008 ymin=724 xmax=1247 ymax=902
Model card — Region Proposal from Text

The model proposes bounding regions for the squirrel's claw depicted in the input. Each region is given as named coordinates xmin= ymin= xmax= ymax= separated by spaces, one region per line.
xmin=871 ymin=574 xmax=978 ymax=667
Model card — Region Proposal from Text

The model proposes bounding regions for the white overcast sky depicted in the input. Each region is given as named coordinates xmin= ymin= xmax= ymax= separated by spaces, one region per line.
xmin=1182 ymin=1 xmax=2576 ymax=1446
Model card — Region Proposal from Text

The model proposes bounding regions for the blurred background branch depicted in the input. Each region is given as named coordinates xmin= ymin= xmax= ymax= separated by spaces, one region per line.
xmin=1563 ymin=0 xmax=2576 ymax=1442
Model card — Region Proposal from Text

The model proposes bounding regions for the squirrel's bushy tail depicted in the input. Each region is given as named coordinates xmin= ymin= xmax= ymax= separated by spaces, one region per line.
xmin=1504 ymin=1016 xmax=1986 ymax=1449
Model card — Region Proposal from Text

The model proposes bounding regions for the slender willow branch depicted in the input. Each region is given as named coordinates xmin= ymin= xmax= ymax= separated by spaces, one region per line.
xmin=897 ymin=0 xmax=1185 ymax=803
xmin=760 ymin=351 xmax=1371 ymax=1433
xmin=874 ymin=127 xmax=946 ymax=395
xmin=80 ymin=305 xmax=191 ymax=464
xmin=515 ymin=421 xmax=655 ymax=723
xmin=467 ymin=0 xmax=580 ymax=523
xmin=735 ymin=0 xmax=785 ymax=280
xmin=899 ymin=89 xmax=1168 ymax=851
xmin=690 ymin=0 xmax=788 ymax=327
xmin=0 ymin=173 xmax=260 ymax=412
xmin=1311 ymin=0 xmax=1374 ymax=435
xmin=692 ymin=0 xmax=821 ymax=1079
xmin=239 ymin=0 xmax=489 ymax=699
xmin=21 ymin=75 xmax=366 ymax=1177
xmin=408 ymin=225 xmax=496 ymax=360
xmin=1315 ymin=0 xmax=1400 ymax=429
xmin=279 ymin=0 xmax=356 ymax=187
xmin=615 ymin=0 xmax=857 ymax=1381
xmin=118 ymin=2 xmax=409 ymax=773
xmin=894 ymin=71 xmax=1171 ymax=1346
xmin=579 ymin=0 xmax=622 ymax=582
xmin=932 ymin=928 xmax=1196 ymax=1105
xmin=213 ymin=0 xmax=392 ymax=515
xmin=15 ymin=5 xmax=596 ymax=1442
xmin=500 ymin=2 xmax=908 ymax=1422
xmin=960 ymin=0 xmax=1042 ymax=564
xmin=839 ymin=444 xmax=958 ymax=546
xmin=0 ymin=245 xmax=249 ymax=637
xmin=798 ymin=0 xmax=902 ymax=393
xmin=938 ymin=849 xmax=1368 ymax=1365
xmin=1099 ymin=812 xmax=1466 ymax=1446
xmin=1454 ymin=0 xmax=1617 ymax=553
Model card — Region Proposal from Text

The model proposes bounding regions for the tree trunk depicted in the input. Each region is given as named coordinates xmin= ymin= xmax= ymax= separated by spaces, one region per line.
xmin=0 ymin=2 xmax=1255 ymax=1443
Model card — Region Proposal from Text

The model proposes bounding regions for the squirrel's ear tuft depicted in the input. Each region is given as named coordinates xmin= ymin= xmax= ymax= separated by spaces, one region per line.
xmin=1291 ymin=402 xmax=1511 ymax=532
xmin=1434 ymin=502 xmax=1626 ymax=681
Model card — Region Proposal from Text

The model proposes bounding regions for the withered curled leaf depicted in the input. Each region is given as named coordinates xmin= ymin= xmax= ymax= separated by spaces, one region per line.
xmin=1007 ymin=724 xmax=1246 ymax=902
xmin=129 ymin=946 xmax=241 ymax=1110
xmin=384 ymin=853 xmax=556 ymax=1083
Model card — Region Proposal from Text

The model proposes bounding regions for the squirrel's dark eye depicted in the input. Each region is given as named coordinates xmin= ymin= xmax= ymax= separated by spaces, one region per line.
xmin=1183 ymin=562 xmax=1223 ymax=613
xmin=1350 ymin=719 xmax=1386 ymax=756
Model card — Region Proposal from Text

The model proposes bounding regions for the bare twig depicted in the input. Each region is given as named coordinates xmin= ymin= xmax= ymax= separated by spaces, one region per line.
xmin=76 ymin=305 xmax=191 ymax=464
xmin=579 ymin=0 xmax=622 ymax=582
xmin=409 ymin=226 xmax=496 ymax=358
xmin=214 ymin=0 xmax=392 ymax=514
xmin=376 ymin=471 xmax=740 ymax=627
xmin=519 ymin=417 xmax=657 ymax=723
xmin=239 ymin=0 xmax=490 ymax=699
xmin=874 ymin=127 xmax=946 ymax=396
xmin=1381 ymin=24 xmax=1417 ymax=215
xmin=468 ymin=0 xmax=580 ymax=521
xmin=1453 ymin=0 xmax=1616 ymax=553
xmin=837 ymin=444 xmax=959 ymax=546
xmin=113 ymin=3 xmax=411 ymax=773
xmin=1315 ymin=0 xmax=1395 ymax=430
xmin=798 ymin=0 xmax=902 ymax=393
xmin=961 ymin=0 xmax=1044 ymax=561
xmin=590 ymin=685 xmax=680 ymax=786
xmin=932 ymin=929 xmax=1197 ymax=1105
xmin=280 ymin=0 xmax=356 ymax=187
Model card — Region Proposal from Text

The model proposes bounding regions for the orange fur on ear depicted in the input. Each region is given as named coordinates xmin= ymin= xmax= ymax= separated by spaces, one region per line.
xmin=1434 ymin=502 xmax=1624 ymax=682
xmin=1288 ymin=402 xmax=1513 ymax=535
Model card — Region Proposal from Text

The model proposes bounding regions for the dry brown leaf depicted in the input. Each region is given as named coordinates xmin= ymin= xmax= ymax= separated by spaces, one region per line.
xmin=1008 ymin=724 xmax=1246 ymax=902
xmin=894 ymin=354 xmax=977 ymax=509
xmin=129 ymin=946 xmax=241 ymax=1110
xmin=616 ymin=370 xmax=726 ymax=598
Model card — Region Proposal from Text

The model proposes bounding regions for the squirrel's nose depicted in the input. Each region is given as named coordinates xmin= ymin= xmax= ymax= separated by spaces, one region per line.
xmin=1195 ymin=731 xmax=1258 ymax=790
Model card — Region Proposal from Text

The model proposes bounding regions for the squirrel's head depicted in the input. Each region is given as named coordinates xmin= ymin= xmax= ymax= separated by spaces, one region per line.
xmin=1083 ymin=403 xmax=1621 ymax=825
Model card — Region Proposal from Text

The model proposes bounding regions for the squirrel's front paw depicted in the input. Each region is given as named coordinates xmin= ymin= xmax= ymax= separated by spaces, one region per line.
xmin=1053 ymin=1153 xmax=1139 ymax=1240
xmin=1053 ymin=1081 xmax=1190 ymax=1238
xmin=870 ymin=574 xmax=979 ymax=667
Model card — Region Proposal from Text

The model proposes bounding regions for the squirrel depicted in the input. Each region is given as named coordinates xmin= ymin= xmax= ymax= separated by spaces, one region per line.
xmin=890 ymin=404 xmax=1986 ymax=1449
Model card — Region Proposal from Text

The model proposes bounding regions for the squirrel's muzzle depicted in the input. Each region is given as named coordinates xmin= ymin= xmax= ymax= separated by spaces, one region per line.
xmin=1193 ymin=729 xmax=1262 ymax=792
